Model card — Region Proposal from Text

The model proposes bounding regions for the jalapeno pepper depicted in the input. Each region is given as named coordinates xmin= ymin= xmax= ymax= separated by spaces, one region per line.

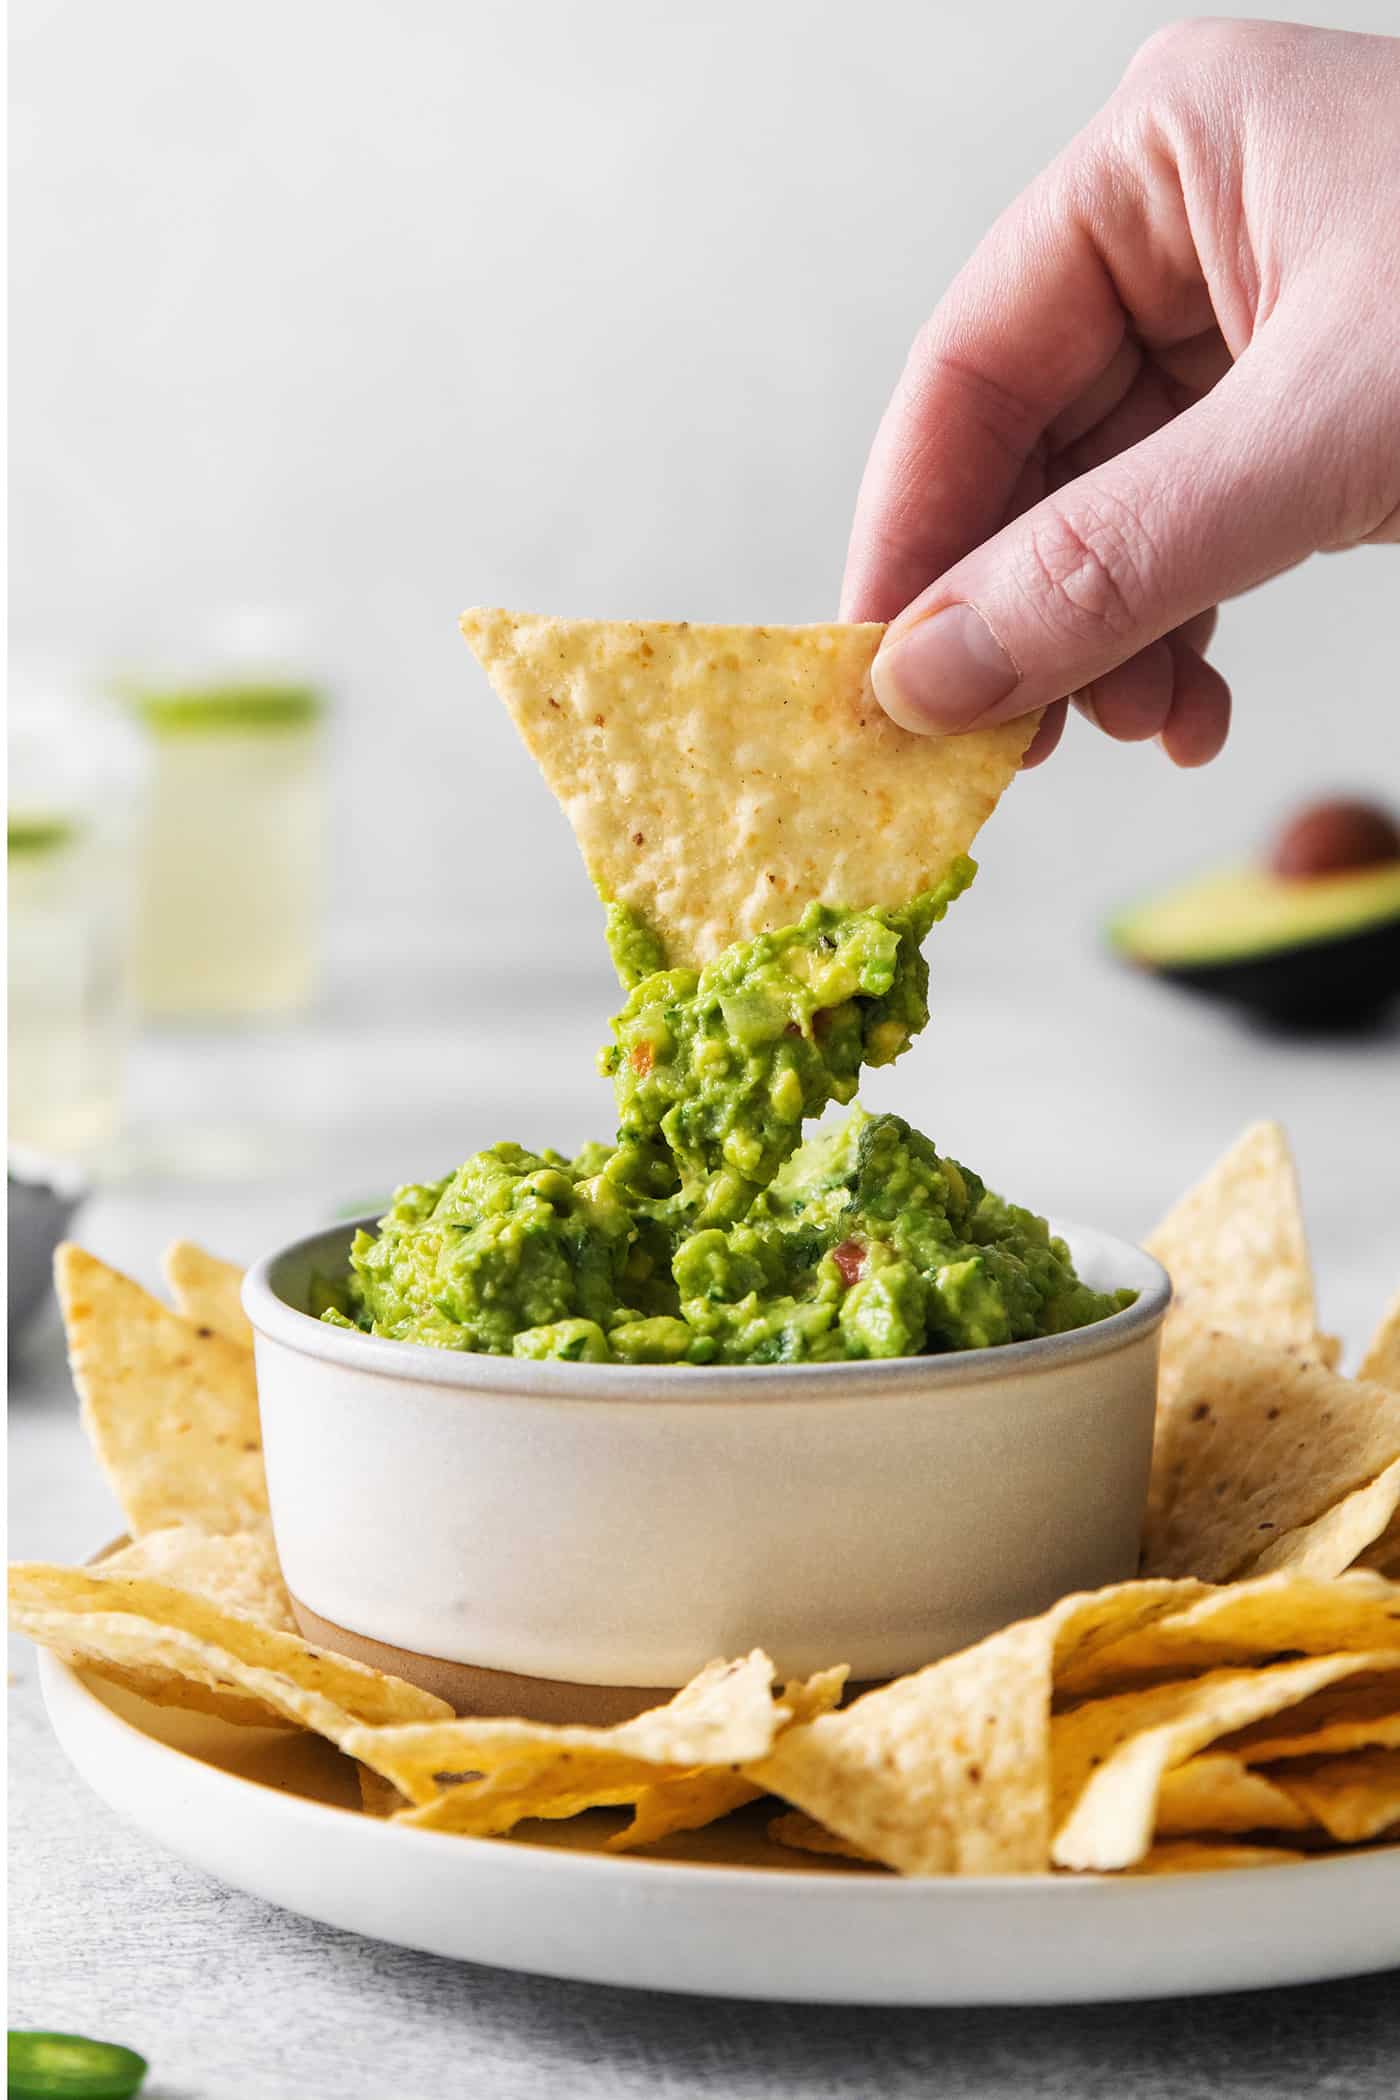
xmin=7 ymin=2032 xmax=148 ymax=2100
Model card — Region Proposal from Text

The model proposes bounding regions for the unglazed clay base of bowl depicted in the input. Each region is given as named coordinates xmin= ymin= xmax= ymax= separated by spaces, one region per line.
xmin=289 ymin=1596 xmax=668 ymax=1722
xmin=290 ymin=1594 xmax=883 ymax=1720
xmin=247 ymin=1219 xmax=1169 ymax=1718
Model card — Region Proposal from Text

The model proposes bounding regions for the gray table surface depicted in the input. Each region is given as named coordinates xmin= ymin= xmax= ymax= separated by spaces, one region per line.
xmin=10 ymin=968 xmax=1400 ymax=2098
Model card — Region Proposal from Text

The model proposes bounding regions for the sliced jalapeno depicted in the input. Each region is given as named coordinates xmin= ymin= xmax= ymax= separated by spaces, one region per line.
xmin=7 ymin=2031 xmax=148 ymax=2099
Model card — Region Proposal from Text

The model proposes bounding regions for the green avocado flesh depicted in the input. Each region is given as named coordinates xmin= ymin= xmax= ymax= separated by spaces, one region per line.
xmin=333 ymin=857 xmax=1130 ymax=1365
xmin=1112 ymin=862 xmax=1400 ymax=965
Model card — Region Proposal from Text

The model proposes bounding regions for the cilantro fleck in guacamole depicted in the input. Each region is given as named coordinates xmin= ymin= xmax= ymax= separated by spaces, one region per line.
xmin=330 ymin=858 xmax=1131 ymax=1363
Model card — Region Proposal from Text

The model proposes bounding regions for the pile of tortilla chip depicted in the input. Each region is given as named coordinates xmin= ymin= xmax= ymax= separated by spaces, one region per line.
xmin=10 ymin=1119 xmax=1400 ymax=1879
xmin=9 ymin=1245 xmax=837 ymax=1837
xmin=1141 ymin=1121 xmax=1400 ymax=1587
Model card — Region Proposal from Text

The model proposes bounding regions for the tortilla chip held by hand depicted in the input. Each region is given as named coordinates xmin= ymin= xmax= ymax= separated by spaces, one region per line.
xmin=461 ymin=610 xmax=1035 ymax=965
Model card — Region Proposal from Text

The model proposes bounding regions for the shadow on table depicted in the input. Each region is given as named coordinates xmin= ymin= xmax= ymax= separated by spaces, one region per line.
xmin=309 ymin=1927 xmax=1400 ymax=2099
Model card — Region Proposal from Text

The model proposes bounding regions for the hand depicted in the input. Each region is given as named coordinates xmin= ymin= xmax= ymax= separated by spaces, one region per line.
xmin=844 ymin=19 xmax=1400 ymax=767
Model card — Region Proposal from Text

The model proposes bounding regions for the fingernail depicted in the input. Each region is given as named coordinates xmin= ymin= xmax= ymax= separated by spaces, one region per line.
xmin=871 ymin=605 xmax=1020 ymax=732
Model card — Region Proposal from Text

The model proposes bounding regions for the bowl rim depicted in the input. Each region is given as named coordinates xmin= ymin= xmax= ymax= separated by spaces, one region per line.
xmin=244 ymin=1214 xmax=1171 ymax=1405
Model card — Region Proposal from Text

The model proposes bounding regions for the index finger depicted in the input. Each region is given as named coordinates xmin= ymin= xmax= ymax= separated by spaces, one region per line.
xmin=839 ymin=134 xmax=1209 ymax=623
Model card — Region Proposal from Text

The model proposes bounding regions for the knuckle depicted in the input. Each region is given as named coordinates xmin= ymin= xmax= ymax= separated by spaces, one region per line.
xmin=1124 ymin=17 xmax=1234 ymax=82
xmin=899 ymin=325 xmax=1038 ymax=470
xmin=1019 ymin=494 xmax=1155 ymax=648
xmin=1125 ymin=18 xmax=1200 ymax=75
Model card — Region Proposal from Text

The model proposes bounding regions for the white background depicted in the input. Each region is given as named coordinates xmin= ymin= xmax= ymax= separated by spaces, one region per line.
xmin=8 ymin=0 xmax=1399 ymax=1293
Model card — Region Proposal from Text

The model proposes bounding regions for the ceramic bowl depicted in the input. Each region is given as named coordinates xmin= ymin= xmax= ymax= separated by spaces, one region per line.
xmin=244 ymin=1220 xmax=1168 ymax=1720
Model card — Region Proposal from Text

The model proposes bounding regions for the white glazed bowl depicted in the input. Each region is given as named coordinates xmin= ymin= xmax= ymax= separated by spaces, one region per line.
xmin=245 ymin=1220 xmax=1168 ymax=1718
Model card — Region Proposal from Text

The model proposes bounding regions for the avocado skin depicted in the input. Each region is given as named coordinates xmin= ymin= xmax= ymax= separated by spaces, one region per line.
xmin=1128 ymin=917 xmax=1400 ymax=1030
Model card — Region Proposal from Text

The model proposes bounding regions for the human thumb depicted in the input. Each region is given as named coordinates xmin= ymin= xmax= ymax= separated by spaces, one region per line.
xmin=869 ymin=338 xmax=1343 ymax=734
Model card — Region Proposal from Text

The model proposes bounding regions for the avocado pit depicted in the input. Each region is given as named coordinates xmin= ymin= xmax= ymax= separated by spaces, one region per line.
xmin=1269 ymin=798 xmax=1400 ymax=882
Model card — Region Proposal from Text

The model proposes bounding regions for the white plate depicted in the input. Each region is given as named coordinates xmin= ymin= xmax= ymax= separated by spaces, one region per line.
xmin=39 ymin=1651 xmax=1400 ymax=2005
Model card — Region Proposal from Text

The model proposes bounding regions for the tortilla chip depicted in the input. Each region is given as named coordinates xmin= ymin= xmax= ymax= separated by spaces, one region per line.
xmin=607 ymin=1664 xmax=848 ymax=1853
xmin=348 ymin=1652 xmax=779 ymax=1831
xmin=602 ymin=1770 xmax=757 ymax=1850
xmin=1050 ymin=1651 xmax=1400 ymax=1871
xmin=9 ymin=1565 xmax=451 ymax=1740
xmin=1154 ymin=1753 xmax=1312 ymax=1836
xmin=767 ymin=1810 xmax=875 ymax=1862
xmin=1268 ymin=1747 xmax=1400 ymax=1842
xmin=1120 ymin=1839 xmax=1308 ymax=1875
xmin=1250 ymin=1458 xmax=1400 ymax=1581
xmin=95 ymin=1525 xmax=295 ymax=1633
xmin=1219 ymin=1677 xmax=1400 ymax=1763
xmin=1359 ymin=1286 xmax=1400 ymax=1390
xmin=163 ymin=1241 xmax=252 ymax=1349
xmin=1316 ymin=1333 xmax=1344 ymax=1372
xmin=55 ymin=1245 xmax=266 ymax=1535
xmin=1056 ymin=1571 xmax=1400 ymax=1696
xmin=747 ymin=1582 xmax=1199 ymax=1876
xmin=1145 ymin=1122 xmax=1317 ymax=1371
xmin=750 ymin=1617 xmax=1055 ymax=1876
xmin=16 ymin=1625 xmax=295 ymax=1728
xmin=1140 ymin=1334 xmax=1400 ymax=1581
xmin=399 ymin=1768 xmax=648 ymax=1835
xmin=461 ymin=610 xmax=1034 ymax=965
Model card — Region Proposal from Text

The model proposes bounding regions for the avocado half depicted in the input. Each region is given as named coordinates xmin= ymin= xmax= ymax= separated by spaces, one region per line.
xmin=1110 ymin=861 xmax=1400 ymax=1029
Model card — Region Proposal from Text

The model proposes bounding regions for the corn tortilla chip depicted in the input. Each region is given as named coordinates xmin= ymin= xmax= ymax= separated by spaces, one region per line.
xmin=1359 ymin=1286 xmax=1400 ymax=1390
xmin=9 ymin=1564 xmax=450 ymax=1740
xmin=1051 ymin=1651 xmax=1400 ymax=1871
xmin=397 ymin=1766 xmax=655 ymax=1836
xmin=95 ymin=1525 xmax=295 ymax=1633
xmin=14 ymin=1604 xmax=436 ymax=1743
xmin=608 ymin=1664 xmax=848 ymax=1853
xmin=1145 ymin=1122 xmax=1317 ymax=1371
xmin=1140 ymin=1334 xmax=1400 ymax=1581
xmin=349 ymin=1652 xmax=778 ymax=1827
xmin=1056 ymin=1571 xmax=1400 ymax=1696
xmin=163 ymin=1241 xmax=252 ymax=1349
xmin=750 ymin=1616 xmax=1055 ymax=1876
xmin=1268 ymin=1747 xmax=1400 ymax=1843
xmin=1121 ymin=1839 xmax=1308 ymax=1875
xmin=1218 ymin=1677 xmax=1400 ymax=1763
xmin=1154 ymin=1754 xmax=1311 ymax=1836
xmin=747 ymin=1582 xmax=1200 ymax=1876
xmin=606 ymin=1770 xmax=760 ymax=1851
xmin=56 ymin=1245 xmax=266 ymax=1535
xmin=1249 ymin=1458 xmax=1400 ymax=1581
xmin=386 ymin=1662 xmax=783 ymax=1839
xmin=461 ymin=610 xmax=1034 ymax=966
xmin=767 ymin=1810 xmax=875 ymax=1862
xmin=14 ymin=1612 xmax=297 ymax=1728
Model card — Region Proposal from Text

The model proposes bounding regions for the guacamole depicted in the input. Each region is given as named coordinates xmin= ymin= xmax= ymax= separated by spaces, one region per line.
xmin=332 ymin=856 xmax=1132 ymax=1364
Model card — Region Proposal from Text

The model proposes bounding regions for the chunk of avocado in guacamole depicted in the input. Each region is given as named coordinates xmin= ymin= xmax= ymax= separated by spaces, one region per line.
xmin=333 ymin=857 xmax=1132 ymax=1363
